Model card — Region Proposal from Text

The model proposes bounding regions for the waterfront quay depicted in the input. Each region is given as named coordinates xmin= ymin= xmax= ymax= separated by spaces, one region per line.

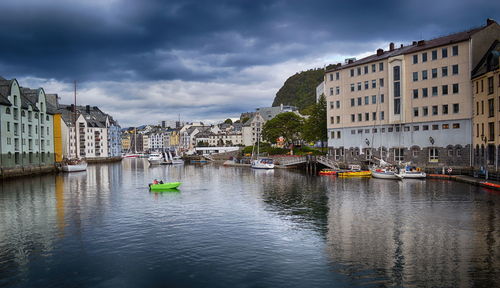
xmin=1 ymin=158 xmax=499 ymax=287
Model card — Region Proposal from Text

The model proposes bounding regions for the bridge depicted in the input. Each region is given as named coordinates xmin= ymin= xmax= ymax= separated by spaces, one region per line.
xmin=275 ymin=155 xmax=340 ymax=168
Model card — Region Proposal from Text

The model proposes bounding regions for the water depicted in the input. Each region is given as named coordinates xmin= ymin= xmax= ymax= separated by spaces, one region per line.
xmin=0 ymin=159 xmax=499 ymax=287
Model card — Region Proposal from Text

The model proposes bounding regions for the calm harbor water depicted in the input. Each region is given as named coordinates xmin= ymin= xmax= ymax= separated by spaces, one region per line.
xmin=0 ymin=159 xmax=499 ymax=287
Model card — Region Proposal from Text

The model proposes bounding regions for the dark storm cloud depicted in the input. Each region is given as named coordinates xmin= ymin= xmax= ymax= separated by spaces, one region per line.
xmin=2 ymin=0 xmax=498 ymax=83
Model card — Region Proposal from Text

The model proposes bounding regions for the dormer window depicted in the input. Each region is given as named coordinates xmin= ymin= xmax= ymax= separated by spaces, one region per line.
xmin=5 ymin=108 xmax=11 ymax=114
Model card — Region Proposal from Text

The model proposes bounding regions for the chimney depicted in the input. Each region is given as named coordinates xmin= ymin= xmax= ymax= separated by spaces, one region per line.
xmin=348 ymin=59 xmax=354 ymax=64
xmin=389 ymin=42 xmax=395 ymax=51
xmin=417 ymin=40 xmax=425 ymax=46
xmin=70 ymin=104 xmax=74 ymax=112
xmin=487 ymin=18 xmax=496 ymax=26
xmin=86 ymin=105 xmax=90 ymax=113
xmin=412 ymin=41 xmax=417 ymax=45
xmin=376 ymin=48 xmax=384 ymax=56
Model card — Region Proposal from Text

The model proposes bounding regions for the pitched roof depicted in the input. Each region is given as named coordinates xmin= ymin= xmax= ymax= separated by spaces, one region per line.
xmin=472 ymin=40 xmax=500 ymax=78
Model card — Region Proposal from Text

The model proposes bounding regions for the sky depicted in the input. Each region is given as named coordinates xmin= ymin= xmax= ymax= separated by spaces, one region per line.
xmin=1 ymin=0 xmax=499 ymax=127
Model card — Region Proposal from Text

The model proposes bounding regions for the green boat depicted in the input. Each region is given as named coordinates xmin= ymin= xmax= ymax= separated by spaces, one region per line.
xmin=149 ymin=182 xmax=182 ymax=190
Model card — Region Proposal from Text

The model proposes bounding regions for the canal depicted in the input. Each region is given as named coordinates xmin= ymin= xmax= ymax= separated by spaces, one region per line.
xmin=0 ymin=159 xmax=499 ymax=287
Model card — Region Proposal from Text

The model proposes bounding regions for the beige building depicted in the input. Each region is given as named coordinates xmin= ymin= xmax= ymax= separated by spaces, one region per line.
xmin=325 ymin=19 xmax=500 ymax=167
xmin=472 ymin=40 xmax=500 ymax=168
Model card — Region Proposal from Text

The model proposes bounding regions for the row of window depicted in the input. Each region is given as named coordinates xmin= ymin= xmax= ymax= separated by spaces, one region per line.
xmin=413 ymin=104 xmax=460 ymax=117
xmin=475 ymin=98 xmax=500 ymax=117
xmin=348 ymin=78 xmax=385 ymax=93
xmin=333 ymin=147 xmax=458 ymax=162
xmin=349 ymin=94 xmax=385 ymax=107
xmin=348 ymin=62 xmax=385 ymax=77
xmin=7 ymin=151 xmax=52 ymax=165
xmin=475 ymin=75 xmax=500 ymax=95
xmin=343 ymin=123 xmax=461 ymax=136
xmin=412 ymin=45 xmax=459 ymax=64
xmin=412 ymin=64 xmax=459 ymax=81
xmin=348 ymin=111 xmax=386 ymax=123
xmin=4 ymin=108 xmax=50 ymax=122
xmin=412 ymin=84 xmax=460 ymax=98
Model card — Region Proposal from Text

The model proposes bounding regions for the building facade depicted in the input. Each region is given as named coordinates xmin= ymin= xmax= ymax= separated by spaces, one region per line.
xmin=472 ymin=40 xmax=500 ymax=169
xmin=325 ymin=19 xmax=500 ymax=167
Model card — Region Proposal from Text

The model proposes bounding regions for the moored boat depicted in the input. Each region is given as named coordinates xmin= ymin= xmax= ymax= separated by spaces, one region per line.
xmin=395 ymin=165 xmax=426 ymax=179
xmin=337 ymin=170 xmax=371 ymax=177
xmin=149 ymin=182 xmax=182 ymax=190
xmin=148 ymin=153 xmax=164 ymax=165
xmin=371 ymin=168 xmax=400 ymax=180
xmin=319 ymin=169 xmax=337 ymax=175
xmin=251 ymin=158 xmax=275 ymax=169
xmin=62 ymin=158 xmax=87 ymax=172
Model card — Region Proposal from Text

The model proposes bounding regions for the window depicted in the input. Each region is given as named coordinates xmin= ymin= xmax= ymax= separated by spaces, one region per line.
xmin=379 ymin=62 xmax=384 ymax=71
xmin=372 ymin=64 xmax=376 ymax=72
xmin=443 ymin=104 xmax=448 ymax=115
xmin=423 ymin=106 xmax=428 ymax=116
xmin=422 ymin=88 xmax=428 ymax=97
xmin=453 ymin=123 xmax=460 ymax=129
xmin=331 ymin=131 xmax=335 ymax=139
xmin=364 ymin=66 xmax=368 ymax=74
xmin=422 ymin=70 xmax=428 ymax=80
xmin=336 ymin=116 xmax=340 ymax=123
xmin=489 ymin=122 xmax=495 ymax=141
xmin=442 ymin=66 xmax=448 ymax=77
xmin=372 ymin=112 xmax=376 ymax=121
xmin=388 ymin=127 xmax=393 ymax=132
xmin=336 ymin=101 xmax=340 ymax=108
xmin=372 ymin=95 xmax=376 ymax=104
xmin=336 ymin=86 xmax=340 ymax=94
xmin=413 ymin=107 xmax=419 ymax=117
xmin=413 ymin=55 xmax=418 ymax=64
xmin=351 ymin=114 xmax=355 ymax=122
xmin=442 ymin=85 xmax=448 ymax=95
xmin=351 ymin=130 xmax=356 ymax=135
xmin=351 ymin=84 xmax=355 ymax=92
xmin=448 ymin=149 xmax=453 ymax=157
xmin=330 ymin=117 xmax=334 ymax=124
xmin=365 ymin=113 xmax=369 ymax=121
xmin=394 ymin=148 xmax=404 ymax=161
xmin=380 ymin=111 xmax=385 ymax=120
xmin=357 ymin=97 xmax=362 ymax=106
xmin=394 ymin=98 xmax=401 ymax=115
xmin=423 ymin=125 xmax=429 ymax=131
xmin=364 ymin=81 xmax=369 ymax=90
xmin=432 ymin=68 xmax=437 ymax=78
xmin=432 ymin=124 xmax=439 ymax=130
xmin=394 ymin=66 xmax=400 ymax=81
xmin=372 ymin=79 xmax=376 ymax=89
xmin=358 ymin=114 xmax=362 ymax=121
xmin=432 ymin=86 xmax=438 ymax=96
xmin=380 ymin=94 xmax=384 ymax=103
xmin=453 ymin=103 xmax=459 ymax=113
xmin=422 ymin=52 xmax=427 ymax=62
xmin=413 ymin=72 xmax=418 ymax=81
xmin=330 ymin=101 xmax=334 ymax=109
xmin=432 ymin=50 xmax=437 ymax=60
xmin=329 ymin=74 xmax=333 ymax=81
xmin=413 ymin=89 xmax=419 ymax=99
xmin=336 ymin=72 xmax=339 ymax=80
xmin=432 ymin=105 xmax=438 ymax=115
xmin=351 ymin=98 xmax=355 ymax=106
xmin=452 ymin=64 xmax=459 ymax=75
xmin=489 ymin=98 xmax=494 ymax=117
xmin=337 ymin=131 xmax=341 ymax=139
xmin=350 ymin=69 xmax=354 ymax=77
xmin=442 ymin=47 xmax=448 ymax=58
xmin=357 ymin=82 xmax=362 ymax=91
xmin=7 ymin=122 xmax=10 ymax=132
xmin=488 ymin=77 xmax=494 ymax=94
xmin=357 ymin=67 xmax=361 ymax=75
xmin=5 ymin=108 xmax=10 ymax=114
xmin=364 ymin=96 xmax=369 ymax=105
xmin=453 ymin=83 xmax=459 ymax=94
xmin=413 ymin=126 xmax=420 ymax=131
xmin=330 ymin=87 xmax=334 ymax=95
xmin=452 ymin=45 xmax=458 ymax=56
xmin=379 ymin=78 xmax=384 ymax=87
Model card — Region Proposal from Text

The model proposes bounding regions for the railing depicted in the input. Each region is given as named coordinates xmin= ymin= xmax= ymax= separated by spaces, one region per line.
xmin=316 ymin=156 xmax=340 ymax=169
xmin=278 ymin=156 xmax=307 ymax=166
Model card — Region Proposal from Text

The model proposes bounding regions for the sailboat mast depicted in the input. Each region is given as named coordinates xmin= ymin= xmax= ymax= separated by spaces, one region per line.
xmin=74 ymin=80 xmax=78 ymax=159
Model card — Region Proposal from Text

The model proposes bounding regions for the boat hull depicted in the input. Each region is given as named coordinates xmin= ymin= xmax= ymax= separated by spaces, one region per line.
xmin=371 ymin=170 xmax=399 ymax=180
xmin=62 ymin=163 xmax=88 ymax=172
xmin=398 ymin=172 xmax=427 ymax=179
xmin=149 ymin=182 xmax=182 ymax=190
xmin=338 ymin=171 xmax=371 ymax=177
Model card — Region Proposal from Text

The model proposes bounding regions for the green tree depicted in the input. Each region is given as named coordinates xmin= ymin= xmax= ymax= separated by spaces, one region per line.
xmin=224 ymin=118 xmax=233 ymax=124
xmin=240 ymin=116 xmax=250 ymax=124
xmin=262 ymin=112 xmax=304 ymax=148
xmin=302 ymin=94 xmax=327 ymax=151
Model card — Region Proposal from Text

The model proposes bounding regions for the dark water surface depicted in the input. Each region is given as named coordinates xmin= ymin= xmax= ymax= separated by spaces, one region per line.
xmin=0 ymin=159 xmax=499 ymax=287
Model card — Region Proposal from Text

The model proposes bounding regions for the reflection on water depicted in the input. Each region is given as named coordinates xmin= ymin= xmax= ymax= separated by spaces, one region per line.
xmin=0 ymin=159 xmax=499 ymax=287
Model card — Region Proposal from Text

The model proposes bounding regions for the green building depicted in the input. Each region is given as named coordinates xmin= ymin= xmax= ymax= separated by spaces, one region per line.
xmin=0 ymin=77 xmax=56 ymax=175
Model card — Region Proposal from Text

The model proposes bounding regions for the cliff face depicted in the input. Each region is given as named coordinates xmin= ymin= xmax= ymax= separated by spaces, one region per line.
xmin=272 ymin=68 xmax=324 ymax=110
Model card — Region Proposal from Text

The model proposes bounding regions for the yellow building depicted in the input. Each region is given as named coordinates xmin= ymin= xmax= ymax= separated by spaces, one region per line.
xmin=472 ymin=40 xmax=500 ymax=168
xmin=121 ymin=134 xmax=130 ymax=152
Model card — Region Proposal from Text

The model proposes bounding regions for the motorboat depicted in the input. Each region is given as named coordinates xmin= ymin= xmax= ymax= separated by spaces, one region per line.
xmin=396 ymin=166 xmax=426 ymax=179
xmin=251 ymin=158 xmax=275 ymax=169
xmin=149 ymin=182 xmax=182 ymax=190
xmin=171 ymin=156 xmax=184 ymax=165
xmin=319 ymin=169 xmax=337 ymax=175
xmin=62 ymin=158 xmax=87 ymax=172
xmin=148 ymin=153 xmax=164 ymax=165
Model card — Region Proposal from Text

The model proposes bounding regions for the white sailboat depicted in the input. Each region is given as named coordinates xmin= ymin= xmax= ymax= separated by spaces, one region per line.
xmin=251 ymin=132 xmax=274 ymax=169
xmin=62 ymin=81 xmax=87 ymax=172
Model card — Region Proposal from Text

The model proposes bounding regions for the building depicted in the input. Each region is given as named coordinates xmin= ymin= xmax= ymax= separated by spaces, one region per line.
xmin=242 ymin=113 xmax=266 ymax=146
xmin=316 ymin=81 xmax=325 ymax=103
xmin=255 ymin=104 xmax=299 ymax=122
xmin=0 ymin=77 xmax=56 ymax=174
xmin=325 ymin=19 xmax=500 ymax=167
xmin=472 ymin=40 xmax=500 ymax=169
